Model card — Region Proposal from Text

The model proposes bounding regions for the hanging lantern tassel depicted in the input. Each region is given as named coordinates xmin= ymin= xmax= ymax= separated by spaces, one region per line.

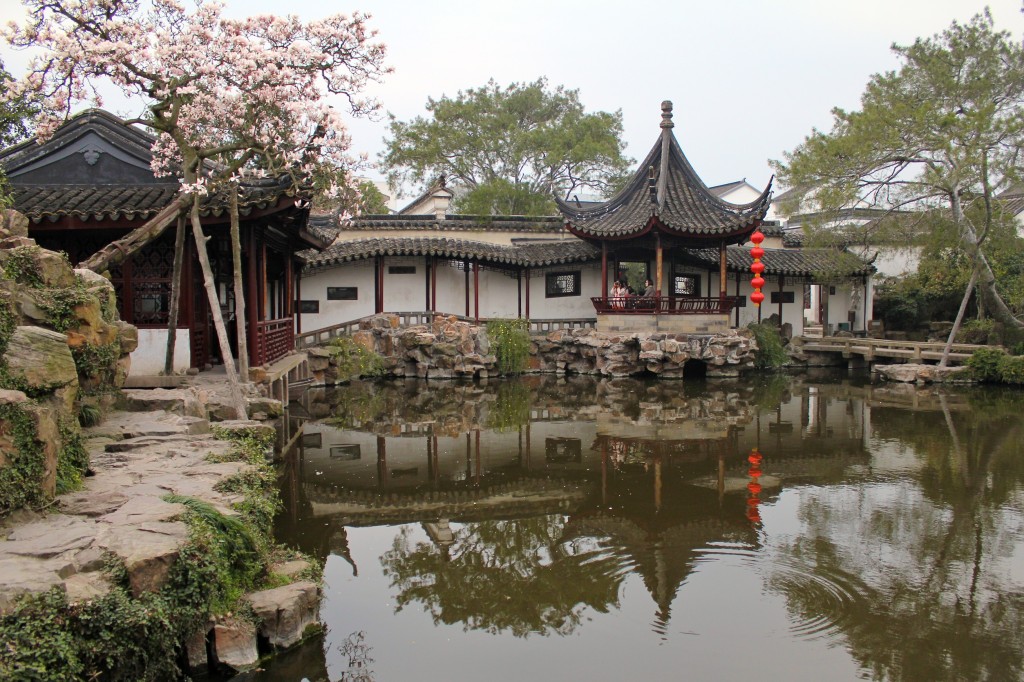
xmin=750 ymin=230 xmax=765 ymax=307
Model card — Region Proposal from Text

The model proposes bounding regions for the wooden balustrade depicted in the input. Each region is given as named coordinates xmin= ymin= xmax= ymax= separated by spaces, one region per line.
xmin=590 ymin=296 xmax=738 ymax=315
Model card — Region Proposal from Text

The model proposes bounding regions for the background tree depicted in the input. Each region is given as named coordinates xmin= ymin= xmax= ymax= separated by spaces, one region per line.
xmin=772 ymin=11 xmax=1024 ymax=346
xmin=382 ymin=78 xmax=631 ymax=215
xmin=0 ymin=57 xmax=38 ymax=207
xmin=381 ymin=517 xmax=625 ymax=637
xmin=4 ymin=0 xmax=387 ymax=415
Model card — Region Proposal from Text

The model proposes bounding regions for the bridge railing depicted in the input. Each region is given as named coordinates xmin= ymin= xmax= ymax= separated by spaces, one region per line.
xmin=800 ymin=335 xmax=988 ymax=363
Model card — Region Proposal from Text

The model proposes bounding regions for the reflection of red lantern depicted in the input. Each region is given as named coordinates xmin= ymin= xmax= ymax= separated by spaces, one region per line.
xmin=746 ymin=447 xmax=765 ymax=525
xmin=749 ymin=230 xmax=765 ymax=307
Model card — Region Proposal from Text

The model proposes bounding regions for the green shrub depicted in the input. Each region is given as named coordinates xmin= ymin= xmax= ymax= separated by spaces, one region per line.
xmin=56 ymin=416 xmax=89 ymax=495
xmin=1 ymin=245 xmax=45 ymax=287
xmin=955 ymin=318 xmax=995 ymax=344
xmin=966 ymin=347 xmax=1006 ymax=383
xmin=0 ymin=402 xmax=47 ymax=515
xmin=327 ymin=336 xmax=384 ymax=380
xmin=998 ymin=354 xmax=1024 ymax=385
xmin=486 ymin=318 xmax=530 ymax=375
xmin=747 ymin=322 xmax=788 ymax=370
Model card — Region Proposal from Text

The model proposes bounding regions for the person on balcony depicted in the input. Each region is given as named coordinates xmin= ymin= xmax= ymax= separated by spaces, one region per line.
xmin=611 ymin=280 xmax=626 ymax=309
xmin=641 ymin=279 xmax=656 ymax=311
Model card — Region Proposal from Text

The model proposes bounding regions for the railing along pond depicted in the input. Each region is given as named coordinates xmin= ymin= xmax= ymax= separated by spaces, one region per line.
xmin=590 ymin=295 xmax=739 ymax=315
xmin=799 ymin=336 xmax=987 ymax=364
xmin=295 ymin=312 xmax=597 ymax=348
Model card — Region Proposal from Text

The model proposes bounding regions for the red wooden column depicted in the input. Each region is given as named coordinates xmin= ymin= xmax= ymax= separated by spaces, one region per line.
xmin=516 ymin=268 xmax=524 ymax=319
xmin=719 ymin=241 xmax=728 ymax=300
xmin=285 ymin=254 xmax=293 ymax=319
xmin=525 ymin=267 xmax=531 ymax=319
xmin=259 ymin=240 xmax=267 ymax=321
xmin=473 ymin=260 xmax=479 ymax=322
xmin=374 ymin=256 xmax=384 ymax=314
xmin=295 ymin=267 xmax=302 ymax=334
xmin=601 ymin=242 xmax=608 ymax=298
xmin=424 ymin=256 xmax=431 ymax=311
xmin=431 ymin=257 xmax=437 ymax=312
xmin=778 ymin=274 xmax=785 ymax=322
xmin=734 ymin=271 xmax=741 ymax=327
xmin=655 ymin=233 xmax=663 ymax=297
xmin=246 ymin=232 xmax=258 ymax=365
xmin=464 ymin=260 xmax=470 ymax=317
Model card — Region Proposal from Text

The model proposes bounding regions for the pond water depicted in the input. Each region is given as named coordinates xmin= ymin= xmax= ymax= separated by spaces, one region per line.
xmin=251 ymin=373 xmax=1024 ymax=682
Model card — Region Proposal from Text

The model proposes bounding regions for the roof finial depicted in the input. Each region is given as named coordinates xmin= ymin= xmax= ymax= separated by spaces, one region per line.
xmin=660 ymin=100 xmax=674 ymax=129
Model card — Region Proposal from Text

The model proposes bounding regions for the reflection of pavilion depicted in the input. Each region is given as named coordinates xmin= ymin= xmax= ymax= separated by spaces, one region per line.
xmin=566 ymin=502 xmax=757 ymax=632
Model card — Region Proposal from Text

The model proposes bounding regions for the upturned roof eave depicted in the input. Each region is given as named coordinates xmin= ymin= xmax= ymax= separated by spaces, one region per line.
xmin=556 ymin=112 xmax=774 ymax=239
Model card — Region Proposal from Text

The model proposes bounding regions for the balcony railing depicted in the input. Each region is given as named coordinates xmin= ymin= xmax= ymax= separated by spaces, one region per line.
xmin=255 ymin=317 xmax=295 ymax=366
xmin=591 ymin=296 xmax=738 ymax=315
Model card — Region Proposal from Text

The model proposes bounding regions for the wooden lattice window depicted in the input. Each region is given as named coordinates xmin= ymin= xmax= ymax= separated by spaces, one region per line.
xmin=545 ymin=271 xmax=580 ymax=298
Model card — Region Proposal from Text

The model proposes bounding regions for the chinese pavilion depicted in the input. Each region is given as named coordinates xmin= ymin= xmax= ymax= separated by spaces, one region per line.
xmin=556 ymin=101 xmax=773 ymax=333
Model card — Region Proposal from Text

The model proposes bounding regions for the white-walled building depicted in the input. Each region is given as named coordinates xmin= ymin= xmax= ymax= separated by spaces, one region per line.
xmin=300 ymin=103 xmax=875 ymax=337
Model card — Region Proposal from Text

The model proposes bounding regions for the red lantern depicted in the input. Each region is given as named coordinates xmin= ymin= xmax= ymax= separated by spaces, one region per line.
xmin=749 ymin=230 xmax=766 ymax=307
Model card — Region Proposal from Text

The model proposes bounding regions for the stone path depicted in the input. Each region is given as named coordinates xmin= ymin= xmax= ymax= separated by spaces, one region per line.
xmin=0 ymin=406 xmax=259 ymax=613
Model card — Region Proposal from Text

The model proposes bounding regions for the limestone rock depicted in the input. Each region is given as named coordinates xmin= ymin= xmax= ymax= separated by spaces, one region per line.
xmin=1 ymin=209 xmax=29 ymax=237
xmin=215 ymin=419 xmax=276 ymax=444
xmin=99 ymin=521 xmax=188 ymax=596
xmin=63 ymin=571 xmax=111 ymax=605
xmin=244 ymin=581 xmax=320 ymax=649
xmin=4 ymin=515 xmax=96 ymax=559
xmin=119 ymin=387 xmax=206 ymax=418
xmin=271 ymin=559 xmax=312 ymax=581
xmin=185 ymin=625 xmax=212 ymax=673
xmin=5 ymin=326 xmax=78 ymax=391
xmin=212 ymin=617 xmax=259 ymax=672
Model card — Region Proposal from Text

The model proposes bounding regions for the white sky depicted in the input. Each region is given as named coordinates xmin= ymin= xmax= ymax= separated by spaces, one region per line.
xmin=3 ymin=0 xmax=1024 ymax=197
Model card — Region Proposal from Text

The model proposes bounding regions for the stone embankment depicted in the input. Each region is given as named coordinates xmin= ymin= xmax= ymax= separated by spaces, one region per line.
xmin=308 ymin=314 xmax=758 ymax=382
xmin=0 ymin=388 xmax=319 ymax=677
xmin=872 ymin=363 xmax=972 ymax=384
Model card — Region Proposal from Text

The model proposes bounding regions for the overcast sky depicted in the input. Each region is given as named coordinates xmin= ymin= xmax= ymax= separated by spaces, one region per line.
xmin=3 ymin=0 xmax=1024 ymax=198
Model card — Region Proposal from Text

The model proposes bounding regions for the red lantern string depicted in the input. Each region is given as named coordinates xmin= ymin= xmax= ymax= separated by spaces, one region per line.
xmin=750 ymin=230 xmax=765 ymax=307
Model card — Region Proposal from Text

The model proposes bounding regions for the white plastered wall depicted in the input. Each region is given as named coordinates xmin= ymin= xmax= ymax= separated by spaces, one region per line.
xmin=130 ymin=328 xmax=191 ymax=375
xmin=300 ymin=261 xmax=376 ymax=329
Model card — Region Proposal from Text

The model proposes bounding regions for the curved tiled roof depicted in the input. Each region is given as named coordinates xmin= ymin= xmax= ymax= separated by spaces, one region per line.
xmin=687 ymin=246 xmax=874 ymax=277
xmin=11 ymin=182 xmax=295 ymax=224
xmin=304 ymin=236 xmax=600 ymax=272
xmin=315 ymin=213 xmax=566 ymax=233
xmin=556 ymin=102 xmax=771 ymax=241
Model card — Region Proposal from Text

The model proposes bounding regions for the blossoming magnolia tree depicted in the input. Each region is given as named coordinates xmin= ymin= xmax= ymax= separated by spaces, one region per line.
xmin=4 ymin=0 xmax=388 ymax=416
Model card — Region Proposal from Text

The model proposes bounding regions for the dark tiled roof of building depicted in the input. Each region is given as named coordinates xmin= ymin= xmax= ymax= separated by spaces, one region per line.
xmin=687 ymin=246 xmax=874 ymax=277
xmin=782 ymin=229 xmax=804 ymax=247
xmin=556 ymin=102 xmax=771 ymax=240
xmin=997 ymin=186 xmax=1024 ymax=216
xmin=10 ymin=181 xmax=297 ymax=224
xmin=321 ymin=213 xmax=567 ymax=233
xmin=304 ymin=237 xmax=599 ymax=272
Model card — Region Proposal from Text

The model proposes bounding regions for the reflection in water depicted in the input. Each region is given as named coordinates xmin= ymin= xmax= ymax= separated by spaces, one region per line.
xmin=382 ymin=516 xmax=626 ymax=637
xmin=336 ymin=631 xmax=375 ymax=682
xmin=266 ymin=376 xmax=1024 ymax=682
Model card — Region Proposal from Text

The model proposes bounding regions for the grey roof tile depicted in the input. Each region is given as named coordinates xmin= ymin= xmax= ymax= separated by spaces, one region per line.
xmin=304 ymin=237 xmax=599 ymax=272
